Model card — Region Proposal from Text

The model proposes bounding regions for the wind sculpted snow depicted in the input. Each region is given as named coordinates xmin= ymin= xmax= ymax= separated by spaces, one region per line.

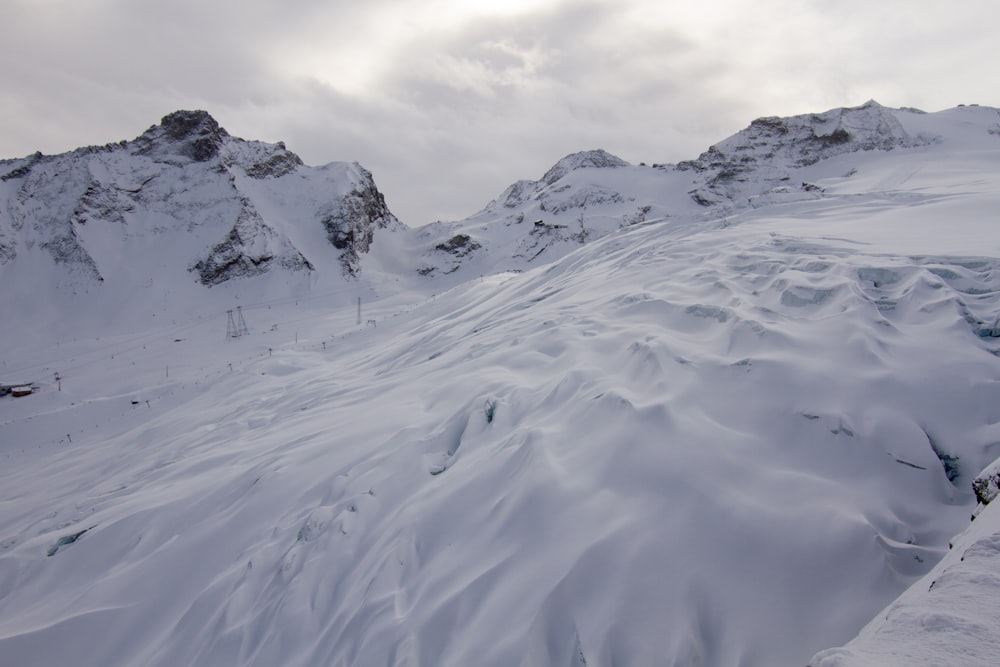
xmin=2 ymin=102 xmax=1000 ymax=666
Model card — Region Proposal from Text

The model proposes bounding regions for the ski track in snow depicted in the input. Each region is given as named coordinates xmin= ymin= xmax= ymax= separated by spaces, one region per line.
xmin=2 ymin=103 xmax=1000 ymax=666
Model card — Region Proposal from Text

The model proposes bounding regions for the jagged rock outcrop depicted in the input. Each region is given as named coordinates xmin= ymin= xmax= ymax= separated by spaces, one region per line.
xmin=435 ymin=233 xmax=480 ymax=257
xmin=133 ymin=110 xmax=229 ymax=163
xmin=0 ymin=151 xmax=44 ymax=182
xmin=243 ymin=146 xmax=303 ymax=179
xmin=192 ymin=199 xmax=313 ymax=285
xmin=72 ymin=181 xmax=135 ymax=226
xmin=973 ymin=458 xmax=1000 ymax=508
xmin=319 ymin=166 xmax=399 ymax=276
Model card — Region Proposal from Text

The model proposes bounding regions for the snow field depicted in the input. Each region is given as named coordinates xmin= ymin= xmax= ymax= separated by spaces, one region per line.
xmin=4 ymin=205 xmax=1000 ymax=664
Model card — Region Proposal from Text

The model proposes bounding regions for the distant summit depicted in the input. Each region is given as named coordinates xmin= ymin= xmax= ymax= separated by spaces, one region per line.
xmin=540 ymin=149 xmax=630 ymax=186
xmin=678 ymin=100 xmax=932 ymax=205
xmin=137 ymin=109 xmax=230 ymax=162
xmin=0 ymin=110 xmax=400 ymax=301
xmin=489 ymin=149 xmax=631 ymax=211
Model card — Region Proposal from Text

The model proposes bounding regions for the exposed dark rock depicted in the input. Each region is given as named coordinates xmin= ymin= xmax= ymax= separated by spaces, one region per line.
xmin=161 ymin=110 xmax=220 ymax=140
xmin=245 ymin=151 xmax=303 ymax=179
xmin=72 ymin=182 xmax=135 ymax=225
xmin=436 ymin=234 xmax=481 ymax=257
xmin=973 ymin=460 xmax=1000 ymax=506
xmin=1 ymin=151 xmax=44 ymax=181
xmin=192 ymin=199 xmax=313 ymax=285
xmin=319 ymin=166 xmax=398 ymax=276
xmin=0 ymin=239 xmax=15 ymax=263
xmin=690 ymin=191 xmax=719 ymax=207
xmin=134 ymin=110 xmax=229 ymax=162
xmin=818 ymin=127 xmax=852 ymax=146
xmin=41 ymin=231 xmax=104 ymax=281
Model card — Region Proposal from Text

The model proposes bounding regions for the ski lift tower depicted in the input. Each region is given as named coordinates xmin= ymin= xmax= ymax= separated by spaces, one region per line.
xmin=226 ymin=306 xmax=250 ymax=340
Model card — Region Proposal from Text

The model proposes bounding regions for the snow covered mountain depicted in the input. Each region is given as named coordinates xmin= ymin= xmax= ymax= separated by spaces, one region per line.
xmin=2 ymin=101 xmax=1000 ymax=666
xmin=407 ymin=148 xmax=685 ymax=281
xmin=405 ymin=100 xmax=971 ymax=286
xmin=0 ymin=110 xmax=399 ymax=332
xmin=675 ymin=99 xmax=935 ymax=207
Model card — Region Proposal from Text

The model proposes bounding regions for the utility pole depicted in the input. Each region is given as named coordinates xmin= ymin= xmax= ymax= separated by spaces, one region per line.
xmin=356 ymin=297 xmax=361 ymax=326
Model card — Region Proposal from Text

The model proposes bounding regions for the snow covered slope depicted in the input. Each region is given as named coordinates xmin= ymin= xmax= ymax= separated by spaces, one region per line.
xmin=0 ymin=110 xmax=400 ymax=336
xmin=2 ymin=101 xmax=1000 ymax=666
xmin=809 ymin=458 xmax=1000 ymax=667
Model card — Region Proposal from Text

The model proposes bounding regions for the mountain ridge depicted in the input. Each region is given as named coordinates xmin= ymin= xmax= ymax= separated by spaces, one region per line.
xmin=4 ymin=100 xmax=997 ymax=304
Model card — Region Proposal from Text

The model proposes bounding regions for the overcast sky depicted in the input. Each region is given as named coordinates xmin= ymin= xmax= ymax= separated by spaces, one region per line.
xmin=2 ymin=0 xmax=997 ymax=225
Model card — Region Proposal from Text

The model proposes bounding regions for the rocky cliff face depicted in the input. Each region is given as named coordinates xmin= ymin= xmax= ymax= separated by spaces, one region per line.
xmin=0 ymin=110 xmax=399 ymax=288
xmin=319 ymin=167 xmax=398 ymax=276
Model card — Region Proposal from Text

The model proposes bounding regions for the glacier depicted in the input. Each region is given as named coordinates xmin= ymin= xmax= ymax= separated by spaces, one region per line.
xmin=1 ymin=101 xmax=1000 ymax=666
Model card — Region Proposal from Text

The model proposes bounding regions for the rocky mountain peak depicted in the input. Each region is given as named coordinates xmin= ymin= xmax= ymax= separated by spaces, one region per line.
xmin=0 ymin=110 xmax=402 ymax=293
xmin=135 ymin=109 xmax=230 ymax=162
xmin=540 ymin=149 xmax=630 ymax=185
xmin=160 ymin=110 xmax=226 ymax=141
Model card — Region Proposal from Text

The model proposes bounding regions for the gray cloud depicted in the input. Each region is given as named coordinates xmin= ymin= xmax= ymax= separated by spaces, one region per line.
xmin=2 ymin=0 xmax=997 ymax=225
